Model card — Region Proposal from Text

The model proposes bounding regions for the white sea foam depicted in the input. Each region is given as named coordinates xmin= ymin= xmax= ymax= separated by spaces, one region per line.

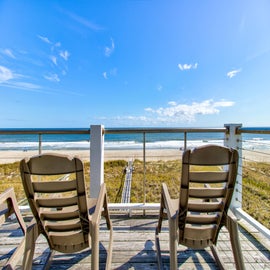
xmin=1 ymin=138 xmax=269 ymax=151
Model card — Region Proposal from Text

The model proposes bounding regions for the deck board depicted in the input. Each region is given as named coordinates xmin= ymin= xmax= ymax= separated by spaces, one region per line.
xmin=0 ymin=212 xmax=269 ymax=269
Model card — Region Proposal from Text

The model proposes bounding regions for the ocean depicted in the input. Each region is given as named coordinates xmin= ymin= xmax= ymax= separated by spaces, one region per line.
xmin=0 ymin=128 xmax=270 ymax=151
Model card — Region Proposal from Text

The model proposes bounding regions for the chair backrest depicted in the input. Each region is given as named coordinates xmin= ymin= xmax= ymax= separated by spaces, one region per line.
xmin=20 ymin=153 xmax=89 ymax=253
xmin=178 ymin=145 xmax=239 ymax=249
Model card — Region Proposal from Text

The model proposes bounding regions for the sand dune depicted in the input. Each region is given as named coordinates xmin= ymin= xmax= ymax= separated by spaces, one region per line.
xmin=0 ymin=148 xmax=270 ymax=164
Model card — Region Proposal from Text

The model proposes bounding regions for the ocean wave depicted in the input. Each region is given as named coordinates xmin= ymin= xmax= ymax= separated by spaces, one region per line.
xmin=1 ymin=138 xmax=269 ymax=151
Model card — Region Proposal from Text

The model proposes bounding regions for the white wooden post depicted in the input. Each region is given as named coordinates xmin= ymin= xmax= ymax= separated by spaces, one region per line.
xmin=224 ymin=123 xmax=242 ymax=210
xmin=90 ymin=125 xmax=104 ymax=198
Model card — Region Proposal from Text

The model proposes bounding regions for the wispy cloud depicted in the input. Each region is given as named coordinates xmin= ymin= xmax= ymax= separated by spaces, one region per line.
xmin=178 ymin=63 xmax=198 ymax=71
xmin=145 ymin=99 xmax=234 ymax=122
xmin=44 ymin=73 xmax=60 ymax=82
xmin=1 ymin=49 xmax=16 ymax=59
xmin=7 ymin=81 xmax=41 ymax=90
xmin=0 ymin=65 xmax=44 ymax=92
xmin=102 ymin=68 xmax=117 ymax=79
xmin=60 ymin=50 xmax=70 ymax=61
xmin=157 ymin=84 xmax=163 ymax=91
xmin=103 ymin=72 xmax=108 ymax=79
xmin=0 ymin=65 xmax=14 ymax=82
xmin=50 ymin=55 xmax=57 ymax=66
xmin=105 ymin=38 xmax=115 ymax=57
xmin=38 ymin=35 xmax=52 ymax=44
xmin=59 ymin=9 xmax=104 ymax=31
xmin=227 ymin=69 xmax=241 ymax=79
xmin=37 ymin=35 xmax=70 ymax=81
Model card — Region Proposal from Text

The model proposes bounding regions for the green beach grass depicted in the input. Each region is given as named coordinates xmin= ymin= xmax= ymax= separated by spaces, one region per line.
xmin=0 ymin=159 xmax=269 ymax=229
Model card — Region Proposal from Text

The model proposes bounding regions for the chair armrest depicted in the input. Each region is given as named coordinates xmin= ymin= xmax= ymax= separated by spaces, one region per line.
xmin=161 ymin=183 xmax=178 ymax=219
xmin=226 ymin=210 xmax=238 ymax=225
xmin=91 ymin=183 xmax=107 ymax=224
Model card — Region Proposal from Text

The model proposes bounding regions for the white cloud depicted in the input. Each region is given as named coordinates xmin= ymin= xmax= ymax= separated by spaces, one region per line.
xmin=38 ymin=35 xmax=52 ymax=44
xmin=8 ymin=81 xmax=41 ymax=90
xmin=1 ymin=49 xmax=15 ymax=59
xmin=60 ymin=9 xmax=104 ymax=31
xmin=60 ymin=50 xmax=70 ymax=61
xmin=0 ymin=65 xmax=43 ymax=91
xmin=100 ymin=99 xmax=235 ymax=126
xmin=50 ymin=56 xmax=57 ymax=65
xmin=0 ymin=65 xmax=14 ymax=82
xmin=110 ymin=68 xmax=117 ymax=76
xmin=105 ymin=38 xmax=115 ymax=57
xmin=157 ymin=84 xmax=163 ymax=91
xmin=227 ymin=69 xmax=241 ymax=78
xmin=55 ymin=42 xmax=61 ymax=48
xmin=102 ymin=68 xmax=117 ymax=79
xmin=44 ymin=73 xmax=60 ymax=82
xmin=145 ymin=99 xmax=235 ymax=122
xmin=103 ymin=72 xmax=108 ymax=79
xmin=178 ymin=63 xmax=198 ymax=71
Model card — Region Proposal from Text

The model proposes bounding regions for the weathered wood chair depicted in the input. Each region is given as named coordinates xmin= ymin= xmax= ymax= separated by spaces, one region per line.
xmin=0 ymin=187 xmax=27 ymax=269
xmin=20 ymin=153 xmax=113 ymax=270
xmin=156 ymin=145 xmax=245 ymax=270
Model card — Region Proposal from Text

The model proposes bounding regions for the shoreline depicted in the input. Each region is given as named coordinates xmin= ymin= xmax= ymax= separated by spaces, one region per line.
xmin=0 ymin=148 xmax=270 ymax=164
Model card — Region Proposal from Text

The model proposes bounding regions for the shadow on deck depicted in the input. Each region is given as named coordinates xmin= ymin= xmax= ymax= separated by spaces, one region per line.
xmin=0 ymin=212 xmax=269 ymax=269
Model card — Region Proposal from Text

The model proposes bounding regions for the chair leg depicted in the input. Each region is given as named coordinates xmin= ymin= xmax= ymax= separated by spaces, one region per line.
xmin=168 ymin=217 xmax=178 ymax=270
xmin=91 ymin=223 xmax=99 ymax=270
xmin=157 ymin=191 xmax=166 ymax=234
xmin=155 ymin=226 xmax=163 ymax=270
xmin=22 ymin=221 xmax=39 ymax=270
xmin=210 ymin=245 xmax=226 ymax=270
xmin=3 ymin=238 xmax=26 ymax=270
xmin=226 ymin=215 xmax=246 ymax=270
xmin=105 ymin=220 xmax=113 ymax=270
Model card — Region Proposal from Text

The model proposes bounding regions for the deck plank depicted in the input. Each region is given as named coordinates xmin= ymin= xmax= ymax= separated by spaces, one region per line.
xmin=0 ymin=213 xmax=269 ymax=269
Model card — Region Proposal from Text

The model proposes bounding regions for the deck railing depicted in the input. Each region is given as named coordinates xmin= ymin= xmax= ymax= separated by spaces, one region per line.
xmin=0 ymin=124 xmax=269 ymax=239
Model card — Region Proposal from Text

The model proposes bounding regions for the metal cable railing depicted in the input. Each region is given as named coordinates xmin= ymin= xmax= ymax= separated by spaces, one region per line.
xmin=0 ymin=126 xmax=269 ymax=233
xmin=236 ymin=129 xmax=270 ymax=231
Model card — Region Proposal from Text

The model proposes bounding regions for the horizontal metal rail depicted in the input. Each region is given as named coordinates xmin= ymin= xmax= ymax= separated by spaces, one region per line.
xmin=238 ymin=127 xmax=270 ymax=134
xmin=1 ymin=126 xmax=270 ymax=135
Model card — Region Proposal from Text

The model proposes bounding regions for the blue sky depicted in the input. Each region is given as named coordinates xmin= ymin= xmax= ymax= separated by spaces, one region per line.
xmin=0 ymin=1 xmax=270 ymax=128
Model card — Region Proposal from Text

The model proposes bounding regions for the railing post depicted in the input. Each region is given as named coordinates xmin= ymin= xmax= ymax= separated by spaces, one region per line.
xmin=224 ymin=123 xmax=242 ymax=211
xmin=38 ymin=134 xmax=42 ymax=155
xmin=90 ymin=125 xmax=104 ymax=198
xmin=143 ymin=132 xmax=146 ymax=205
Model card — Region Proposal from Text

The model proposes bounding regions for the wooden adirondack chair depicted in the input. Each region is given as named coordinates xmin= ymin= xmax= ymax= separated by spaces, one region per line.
xmin=20 ymin=153 xmax=113 ymax=270
xmin=156 ymin=145 xmax=245 ymax=270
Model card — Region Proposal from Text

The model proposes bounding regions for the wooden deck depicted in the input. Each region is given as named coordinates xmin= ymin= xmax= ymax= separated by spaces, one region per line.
xmin=1 ymin=211 xmax=269 ymax=269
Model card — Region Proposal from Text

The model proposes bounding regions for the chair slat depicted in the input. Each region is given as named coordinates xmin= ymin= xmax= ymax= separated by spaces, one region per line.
xmin=45 ymin=219 xmax=83 ymax=232
xmin=186 ymin=213 xmax=219 ymax=224
xmin=189 ymin=188 xmax=225 ymax=199
xmin=33 ymin=180 xmax=77 ymax=193
xmin=40 ymin=209 xmax=80 ymax=221
xmin=26 ymin=154 xmax=82 ymax=175
xmin=188 ymin=145 xmax=231 ymax=165
xmin=188 ymin=201 xmax=222 ymax=212
xmin=37 ymin=196 xmax=78 ymax=208
xmin=184 ymin=225 xmax=215 ymax=241
xmin=189 ymin=171 xmax=228 ymax=183
xmin=49 ymin=230 xmax=86 ymax=246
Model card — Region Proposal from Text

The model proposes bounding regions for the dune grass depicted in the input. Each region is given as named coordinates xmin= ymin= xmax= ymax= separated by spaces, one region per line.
xmin=0 ymin=159 xmax=269 ymax=229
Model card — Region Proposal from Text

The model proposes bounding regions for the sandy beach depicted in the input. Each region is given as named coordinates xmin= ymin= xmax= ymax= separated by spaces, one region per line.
xmin=0 ymin=148 xmax=270 ymax=164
